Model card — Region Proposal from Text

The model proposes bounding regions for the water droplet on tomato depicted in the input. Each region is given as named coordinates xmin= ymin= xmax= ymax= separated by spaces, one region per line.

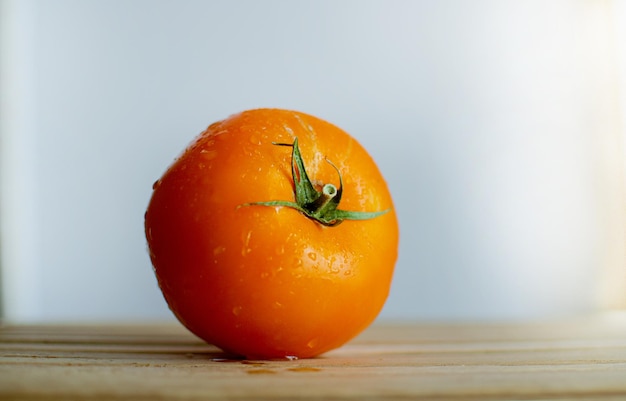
xmin=214 ymin=129 xmax=228 ymax=139
xmin=329 ymin=256 xmax=340 ymax=274
xmin=249 ymin=134 xmax=262 ymax=145
xmin=283 ymin=124 xmax=294 ymax=136
xmin=199 ymin=149 xmax=218 ymax=160
xmin=306 ymin=338 xmax=319 ymax=349
xmin=232 ymin=306 xmax=242 ymax=316
xmin=241 ymin=231 xmax=252 ymax=256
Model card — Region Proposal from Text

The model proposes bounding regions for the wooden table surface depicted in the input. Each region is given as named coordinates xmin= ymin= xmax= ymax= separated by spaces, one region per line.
xmin=2 ymin=314 xmax=626 ymax=400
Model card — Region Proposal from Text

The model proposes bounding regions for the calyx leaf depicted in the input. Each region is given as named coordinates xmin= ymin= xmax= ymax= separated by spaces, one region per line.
xmin=241 ymin=138 xmax=390 ymax=227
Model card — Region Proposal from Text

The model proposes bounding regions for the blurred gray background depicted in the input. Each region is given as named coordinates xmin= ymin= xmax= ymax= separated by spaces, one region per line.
xmin=1 ymin=0 xmax=626 ymax=322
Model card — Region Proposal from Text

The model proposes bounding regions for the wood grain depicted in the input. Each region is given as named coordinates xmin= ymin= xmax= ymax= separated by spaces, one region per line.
xmin=2 ymin=314 xmax=626 ymax=400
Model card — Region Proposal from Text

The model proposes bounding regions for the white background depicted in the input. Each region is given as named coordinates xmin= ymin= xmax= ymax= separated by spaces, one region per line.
xmin=1 ymin=0 xmax=626 ymax=322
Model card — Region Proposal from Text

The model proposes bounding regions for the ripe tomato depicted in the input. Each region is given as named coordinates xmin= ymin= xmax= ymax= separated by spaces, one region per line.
xmin=145 ymin=109 xmax=398 ymax=359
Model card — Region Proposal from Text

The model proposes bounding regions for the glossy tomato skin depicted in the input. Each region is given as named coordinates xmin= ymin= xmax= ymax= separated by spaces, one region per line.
xmin=145 ymin=109 xmax=398 ymax=359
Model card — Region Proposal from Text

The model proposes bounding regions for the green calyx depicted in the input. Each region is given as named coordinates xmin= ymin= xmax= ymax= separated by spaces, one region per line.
xmin=241 ymin=138 xmax=390 ymax=227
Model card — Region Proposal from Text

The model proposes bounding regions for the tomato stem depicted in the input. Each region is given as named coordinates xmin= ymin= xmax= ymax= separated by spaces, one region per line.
xmin=240 ymin=138 xmax=390 ymax=227
xmin=308 ymin=183 xmax=338 ymax=216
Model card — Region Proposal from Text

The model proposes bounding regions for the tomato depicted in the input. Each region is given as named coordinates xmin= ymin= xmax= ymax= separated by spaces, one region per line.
xmin=145 ymin=109 xmax=398 ymax=359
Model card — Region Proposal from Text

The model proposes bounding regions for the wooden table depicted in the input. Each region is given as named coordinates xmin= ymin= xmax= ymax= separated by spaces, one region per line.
xmin=2 ymin=314 xmax=626 ymax=400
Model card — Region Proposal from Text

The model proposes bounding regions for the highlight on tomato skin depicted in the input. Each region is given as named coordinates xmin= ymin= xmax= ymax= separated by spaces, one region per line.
xmin=144 ymin=108 xmax=399 ymax=359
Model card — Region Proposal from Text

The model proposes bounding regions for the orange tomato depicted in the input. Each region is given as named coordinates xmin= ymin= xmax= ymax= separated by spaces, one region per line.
xmin=145 ymin=109 xmax=398 ymax=359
